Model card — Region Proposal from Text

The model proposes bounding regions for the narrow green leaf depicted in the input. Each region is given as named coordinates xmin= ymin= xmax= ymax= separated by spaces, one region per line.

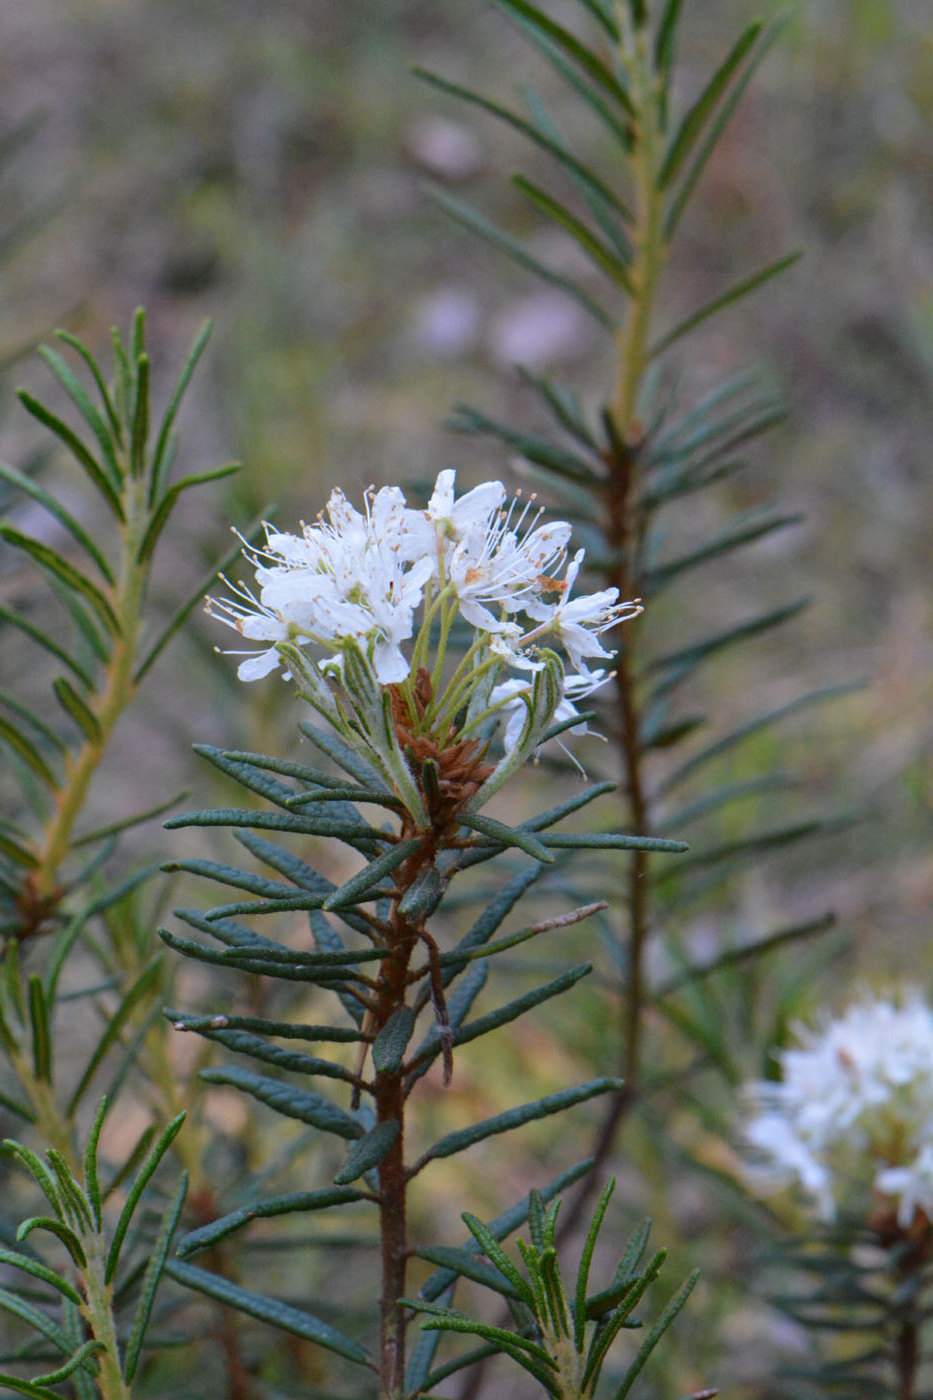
xmin=32 ymin=1341 xmax=105 ymax=1387
xmin=417 ymin=1246 xmax=524 ymax=1300
xmin=0 ymin=1285 xmax=75 ymax=1358
xmin=450 ymin=964 xmax=592 ymax=1054
xmin=106 ymin=1112 xmax=186 ymax=1283
xmin=67 ymin=958 xmax=163 ymax=1115
xmin=446 ymin=866 xmax=541 ymax=972
xmin=0 ymin=1372 xmax=67 ymax=1398
xmin=176 ymin=1186 xmax=368 ymax=1259
xmin=397 ymin=867 xmax=444 ymax=923
xmin=647 ymin=511 xmax=803 ymax=590
xmin=333 ymin=1120 xmax=400 ymax=1185
xmin=461 ymin=1213 xmax=536 ymax=1307
xmin=298 ymin=721 xmax=385 ymax=789
xmin=165 ymin=1008 xmax=365 ymax=1045
xmin=44 ymin=1151 xmax=93 ymax=1232
xmin=447 ymin=403 xmax=600 ymax=482
xmin=53 ymin=676 xmax=101 ymax=743
xmin=83 ymin=1096 xmax=109 ymax=1232
xmin=123 ymin=1171 xmax=188 ymax=1382
xmin=655 ymin=0 xmax=685 ymax=78
xmin=37 ymin=343 xmax=122 ymax=489
xmin=411 ymin=1306 xmax=560 ymax=1390
xmin=538 ymin=831 xmax=687 ymax=853
xmin=654 ymin=819 xmax=850 ymax=889
xmin=609 ymin=1270 xmax=700 ymax=1398
xmin=0 ymin=831 xmax=39 ymax=869
xmin=581 ymin=1251 xmax=668 ymax=1388
xmin=413 ymin=1343 xmax=500 ymax=1395
xmin=0 ymin=525 xmax=120 ymax=634
xmin=521 ymin=781 xmax=616 ymax=832
xmin=16 ymin=392 xmax=124 ymax=518
xmin=0 ymin=691 xmax=66 ymax=756
xmin=656 ymin=913 xmax=836 ymax=998
xmin=659 ymin=682 xmax=862 ymax=794
xmin=460 ymin=812 xmax=554 ymax=864
xmin=162 ymin=856 xmax=296 ymax=901
xmin=649 ymin=251 xmax=802 ymax=359
xmin=0 ymin=1246 xmax=82 ymax=1304
xmin=323 ymin=838 xmax=422 ymax=910
xmin=199 ymin=1065 xmax=359 ymax=1140
xmin=0 ymin=714 xmax=58 ymax=790
xmin=414 ymin=69 xmax=630 ymax=217
xmin=165 ymin=1260 xmax=374 ymax=1367
xmin=649 ymin=598 xmax=810 ymax=679
xmin=27 ymin=977 xmax=51 ymax=1082
xmin=664 ymin=18 xmax=784 ymax=237
xmin=71 ymin=790 xmax=187 ymax=847
xmin=428 ymin=188 xmax=615 ymax=330
xmin=658 ymin=772 xmax=798 ymax=830
xmin=129 ymin=351 xmax=149 ymax=477
xmin=149 ymin=319 xmax=213 ymax=505
xmin=420 ymin=1159 xmax=593 ymax=1304
xmin=417 ymin=1078 xmax=621 ymax=1168
xmin=164 ymin=807 xmax=380 ymax=844
xmin=53 ymin=330 xmax=121 ymax=438
xmin=519 ymin=27 xmax=633 ymax=156
xmin=513 ymin=175 xmax=633 ymax=292
xmin=190 ymin=1024 xmax=362 ymax=1087
xmin=17 ymin=1217 xmax=86 ymax=1269
xmin=574 ymin=1178 xmax=615 ymax=1345
xmin=517 ymin=369 xmax=597 ymax=448
xmin=134 ymin=511 xmax=267 ymax=681
xmin=0 ymin=459 xmax=114 ymax=582
xmin=492 ymin=0 xmax=634 ymax=114
xmin=138 ymin=462 xmax=240 ymax=564
xmin=0 ymin=604 xmax=92 ymax=688
xmin=659 ymin=23 xmax=761 ymax=186
xmin=574 ymin=0 xmax=618 ymax=39
xmin=372 ymin=1006 xmax=416 ymax=1074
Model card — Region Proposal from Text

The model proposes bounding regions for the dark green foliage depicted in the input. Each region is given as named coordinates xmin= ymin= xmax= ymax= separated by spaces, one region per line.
xmin=160 ymin=682 xmax=676 ymax=1384
xmin=404 ymin=1179 xmax=700 ymax=1397
xmin=0 ymin=312 xmax=238 ymax=946
xmin=0 ymin=1101 xmax=186 ymax=1394
xmin=421 ymin=0 xmax=847 ymax=1101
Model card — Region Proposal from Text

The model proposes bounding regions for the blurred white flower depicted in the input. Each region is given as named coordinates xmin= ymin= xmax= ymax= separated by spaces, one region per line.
xmin=742 ymin=990 xmax=933 ymax=1226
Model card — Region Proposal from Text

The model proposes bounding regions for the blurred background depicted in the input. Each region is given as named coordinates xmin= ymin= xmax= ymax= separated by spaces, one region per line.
xmin=0 ymin=0 xmax=931 ymax=1394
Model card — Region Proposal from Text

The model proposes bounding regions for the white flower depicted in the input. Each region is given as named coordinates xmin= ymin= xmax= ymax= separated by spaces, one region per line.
xmin=426 ymin=469 xmax=505 ymax=550
xmin=208 ymin=476 xmax=642 ymax=704
xmin=741 ymin=990 xmax=933 ymax=1224
xmin=523 ymin=550 xmax=643 ymax=676
xmin=491 ymin=669 xmax=612 ymax=753
xmin=207 ymin=487 xmax=435 ymax=683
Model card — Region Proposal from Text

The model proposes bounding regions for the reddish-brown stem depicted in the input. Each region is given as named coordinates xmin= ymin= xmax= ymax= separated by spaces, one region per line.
xmin=374 ymin=851 xmax=425 ymax=1399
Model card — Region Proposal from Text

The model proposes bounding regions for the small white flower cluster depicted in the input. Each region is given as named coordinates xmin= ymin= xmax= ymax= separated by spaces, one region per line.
xmin=742 ymin=990 xmax=933 ymax=1227
xmin=208 ymin=470 xmax=640 ymax=742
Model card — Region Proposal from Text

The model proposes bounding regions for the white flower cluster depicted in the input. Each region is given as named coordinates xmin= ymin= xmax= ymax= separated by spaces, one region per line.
xmin=208 ymin=471 xmax=641 ymax=739
xmin=742 ymin=990 xmax=933 ymax=1227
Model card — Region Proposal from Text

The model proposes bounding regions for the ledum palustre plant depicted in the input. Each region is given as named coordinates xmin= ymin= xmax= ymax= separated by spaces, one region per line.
xmin=158 ymin=470 xmax=692 ymax=1399
xmin=0 ymin=314 xmax=242 ymax=1396
xmin=419 ymin=0 xmax=854 ymax=1219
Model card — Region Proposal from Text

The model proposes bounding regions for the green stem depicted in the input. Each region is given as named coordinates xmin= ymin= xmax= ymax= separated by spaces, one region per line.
xmin=34 ymin=477 xmax=149 ymax=899
xmin=612 ymin=15 xmax=667 ymax=436
xmin=82 ymin=1233 xmax=132 ymax=1400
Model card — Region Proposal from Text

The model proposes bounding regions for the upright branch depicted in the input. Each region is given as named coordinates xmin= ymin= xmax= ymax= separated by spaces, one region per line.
xmin=165 ymin=471 xmax=685 ymax=1398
